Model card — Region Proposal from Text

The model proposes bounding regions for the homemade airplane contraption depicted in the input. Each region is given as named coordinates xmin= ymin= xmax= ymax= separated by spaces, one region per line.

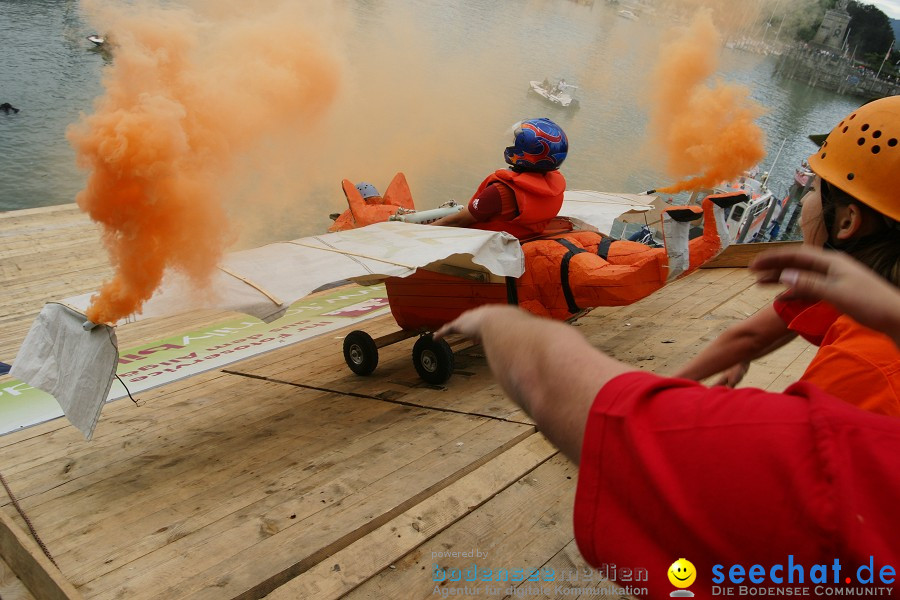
xmin=327 ymin=173 xmax=745 ymax=385
xmin=12 ymin=173 xmax=744 ymax=438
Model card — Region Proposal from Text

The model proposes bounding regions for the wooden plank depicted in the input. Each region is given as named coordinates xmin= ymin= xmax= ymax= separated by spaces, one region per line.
xmin=264 ymin=433 xmax=557 ymax=600
xmin=0 ymin=509 xmax=82 ymax=600
xmin=522 ymin=539 xmax=643 ymax=599
xmin=344 ymin=455 xmax=640 ymax=600
xmin=46 ymin=389 xmax=457 ymax=561
xmin=0 ymin=203 xmax=83 ymax=220
xmin=0 ymin=373 xmax=294 ymax=492
xmin=0 ymin=206 xmax=108 ymax=363
xmin=80 ymin=419 xmax=532 ymax=599
xmin=701 ymin=240 xmax=801 ymax=268
xmin=0 ymin=369 xmax=531 ymax=599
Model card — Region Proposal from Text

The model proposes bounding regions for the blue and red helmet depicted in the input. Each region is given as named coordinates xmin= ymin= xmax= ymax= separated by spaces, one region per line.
xmin=504 ymin=118 xmax=568 ymax=172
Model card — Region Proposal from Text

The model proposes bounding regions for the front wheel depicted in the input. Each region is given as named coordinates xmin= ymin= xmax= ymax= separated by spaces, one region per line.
xmin=412 ymin=334 xmax=454 ymax=385
xmin=343 ymin=330 xmax=378 ymax=376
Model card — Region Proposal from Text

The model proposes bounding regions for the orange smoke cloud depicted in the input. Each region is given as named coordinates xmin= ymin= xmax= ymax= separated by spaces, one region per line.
xmin=68 ymin=2 xmax=341 ymax=324
xmin=650 ymin=10 xmax=766 ymax=194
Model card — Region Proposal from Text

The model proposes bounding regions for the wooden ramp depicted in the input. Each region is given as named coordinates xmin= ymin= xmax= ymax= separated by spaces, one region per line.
xmin=0 ymin=205 xmax=814 ymax=599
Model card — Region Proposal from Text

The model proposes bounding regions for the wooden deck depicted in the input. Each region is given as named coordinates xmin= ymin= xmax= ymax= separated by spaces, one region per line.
xmin=0 ymin=205 xmax=813 ymax=599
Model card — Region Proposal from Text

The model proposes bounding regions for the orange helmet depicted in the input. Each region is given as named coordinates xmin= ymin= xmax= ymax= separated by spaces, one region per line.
xmin=808 ymin=96 xmax=900 ymax=222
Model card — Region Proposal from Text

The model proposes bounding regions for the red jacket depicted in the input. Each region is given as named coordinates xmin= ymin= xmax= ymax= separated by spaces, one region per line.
xmin=469 ymin=168 xmax=565 ymax=239
xmin=575 ymin=371 xmax=900 ymax=598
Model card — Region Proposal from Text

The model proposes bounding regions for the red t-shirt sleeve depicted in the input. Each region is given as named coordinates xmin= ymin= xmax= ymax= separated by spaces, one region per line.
xmin=467 ymin=183 xmax=513 ymax=221
xmin=573 ymin=371 xmax=900 ymax=597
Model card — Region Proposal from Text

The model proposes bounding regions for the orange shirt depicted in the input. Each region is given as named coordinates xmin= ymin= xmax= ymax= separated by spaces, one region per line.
xmin=774 ymin=299 xmax=900 ymax=417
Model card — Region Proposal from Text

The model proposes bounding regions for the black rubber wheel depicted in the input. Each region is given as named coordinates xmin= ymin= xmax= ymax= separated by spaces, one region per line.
xmin=343 ymin=330 xmax=378 ymax=376
xmin=412 ymin=334 xmax=454 ymax=385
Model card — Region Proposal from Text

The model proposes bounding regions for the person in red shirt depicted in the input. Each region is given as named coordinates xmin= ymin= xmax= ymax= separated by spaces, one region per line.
xmin=433 ymin=265 xmax=900 ymax=597
xmin=430 ymin=118 xmax=567 ymax=240
xmin=673 ymin=96 xmax=900 ymax=416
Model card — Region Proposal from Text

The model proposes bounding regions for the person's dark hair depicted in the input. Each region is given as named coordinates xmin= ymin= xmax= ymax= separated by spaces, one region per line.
xmin=820 ymin=179 xmax=900 ymax=287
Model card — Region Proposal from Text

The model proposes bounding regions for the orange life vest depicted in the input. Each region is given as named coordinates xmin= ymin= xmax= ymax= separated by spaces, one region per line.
xmin=469 ymin=169 xmax=565 ymax=240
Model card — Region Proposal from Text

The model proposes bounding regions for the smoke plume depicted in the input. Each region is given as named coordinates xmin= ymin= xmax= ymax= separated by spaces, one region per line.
xmin=68 ymin=1 xmax=341 ymax=324
xmin=650 ymin=10 xmax=766 ymax=194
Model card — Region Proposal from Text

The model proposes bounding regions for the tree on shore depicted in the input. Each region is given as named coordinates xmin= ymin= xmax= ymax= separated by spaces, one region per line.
xmin=845 ymin=1 xmax=894 ymax=58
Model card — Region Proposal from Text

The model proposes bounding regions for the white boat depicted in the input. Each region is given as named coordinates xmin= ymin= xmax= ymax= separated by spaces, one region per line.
xmin=87 ymin=34 xmax=106 ymax=46
xmin=621 ymin=170 xmax=787 ymax=246
xmin=617 ymin=9 xmax=639 ymax=20
xmin=701 ymin=172 xmax=784 ymax=244
xmin=529 ymin=80 xmax=579 ymax=108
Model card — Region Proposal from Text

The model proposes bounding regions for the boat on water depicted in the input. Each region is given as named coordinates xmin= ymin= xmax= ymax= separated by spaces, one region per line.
xmin=617 ymin=9 xmax=639 ymax=20
xmin=528 ymin=79 xmax=579 ymax=108
xmin=620 ymin=167 xmax=807 ymax=247
xmin=707 ymin=172 xmax=783 ymax=244
xmin=86 ymin=34 xmax=106 ymax=46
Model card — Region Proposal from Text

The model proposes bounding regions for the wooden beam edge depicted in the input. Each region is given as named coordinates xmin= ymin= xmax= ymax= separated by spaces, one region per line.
xmin=0 ymin=508 xmax=83 ymax=600
xmin=701 ymin=240 xmax=801 ymax=269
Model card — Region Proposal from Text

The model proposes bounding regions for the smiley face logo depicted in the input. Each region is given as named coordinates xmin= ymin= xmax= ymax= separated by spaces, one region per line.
xmin=668 ymin=558 xmax=696 ymax=589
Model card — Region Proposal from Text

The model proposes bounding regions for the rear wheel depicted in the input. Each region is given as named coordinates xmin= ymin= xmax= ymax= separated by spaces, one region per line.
xmin=343 ymin=330 xmax=378 ymax=376
xmin=412 ymin=334 xmax=454 ymax=385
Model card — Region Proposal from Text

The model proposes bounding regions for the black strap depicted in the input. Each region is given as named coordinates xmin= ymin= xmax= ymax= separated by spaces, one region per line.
xmin=596 ymin=236 xmax=614 ymax=260
xmin=505 ymin=276 xmax=519 ymax=305
xmin=555 ymin=239 xmax=586 ymax=314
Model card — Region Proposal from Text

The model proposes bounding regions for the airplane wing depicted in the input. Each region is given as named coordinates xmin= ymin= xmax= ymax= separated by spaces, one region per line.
xmin=560 ymin=190 xmax=657 ymax=233
xmin=11 ymin=223 xmax=524 ymax=439
xmin=62 ymin=222 xmax=525 ymax=326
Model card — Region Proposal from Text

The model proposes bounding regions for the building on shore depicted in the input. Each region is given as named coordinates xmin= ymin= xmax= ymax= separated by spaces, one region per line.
xmin=811 ymin=0 xmax=851 ymax=51
xmin=775 ymin=0 xmax=899 ymax=101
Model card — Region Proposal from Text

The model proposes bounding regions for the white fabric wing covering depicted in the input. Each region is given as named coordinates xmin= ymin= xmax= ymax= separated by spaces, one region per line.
xmin=560 ymin=190 xmax=656 ymax=234
xmin=12 ymin=223 xmax=525 ymax=439
xmin=64 ymin=222 xmax=526 ymax=325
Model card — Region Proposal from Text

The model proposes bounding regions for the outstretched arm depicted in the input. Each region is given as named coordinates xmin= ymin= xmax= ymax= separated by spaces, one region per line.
xmin=430 ymin=207 xmax=478 ymax=227
xmin=672 ymin=304 xmax=795 ymax=386
xmin=435 ymin=306 xmax=634 ymax=463
xmin=752 ymin=246 xmax=900 ymax=348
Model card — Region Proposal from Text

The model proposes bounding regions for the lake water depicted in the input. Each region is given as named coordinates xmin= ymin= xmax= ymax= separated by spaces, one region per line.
xmin=0 ymin=0 xmax=862 ymax=240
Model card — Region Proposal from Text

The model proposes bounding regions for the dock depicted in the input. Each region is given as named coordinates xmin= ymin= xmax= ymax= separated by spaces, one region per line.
xmin=0 ymin=204 xmax=813 ymax=599
xmin=774 ymin=47 xmax=900 ymax=100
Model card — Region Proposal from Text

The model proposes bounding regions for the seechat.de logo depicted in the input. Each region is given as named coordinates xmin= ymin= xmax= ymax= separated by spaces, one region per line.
xmin=668 ymin=558 xmax=697 ymax=597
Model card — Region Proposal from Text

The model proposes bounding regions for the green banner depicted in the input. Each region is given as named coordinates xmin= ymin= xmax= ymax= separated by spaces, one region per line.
xmin=1 ymin=284 xmax=390 ymax=435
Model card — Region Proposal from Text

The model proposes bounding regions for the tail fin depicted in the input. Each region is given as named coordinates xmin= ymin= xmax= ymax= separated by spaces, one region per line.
xmin=704 ymin=191 xmax=748 ymax=253
xmin=660 ymin=205 xmax=703 ymax=281
xmin=679 ymin=191 xmax=749 ymax=271
xmin=383 ymin=172 xmax=416 ymax=210
xmin=341 ymin=179 xmax=366 ymax=225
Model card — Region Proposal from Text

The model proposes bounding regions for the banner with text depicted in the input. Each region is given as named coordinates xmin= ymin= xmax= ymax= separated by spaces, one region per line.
xmin=0 ymin=284 xmax=390 ymax=435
